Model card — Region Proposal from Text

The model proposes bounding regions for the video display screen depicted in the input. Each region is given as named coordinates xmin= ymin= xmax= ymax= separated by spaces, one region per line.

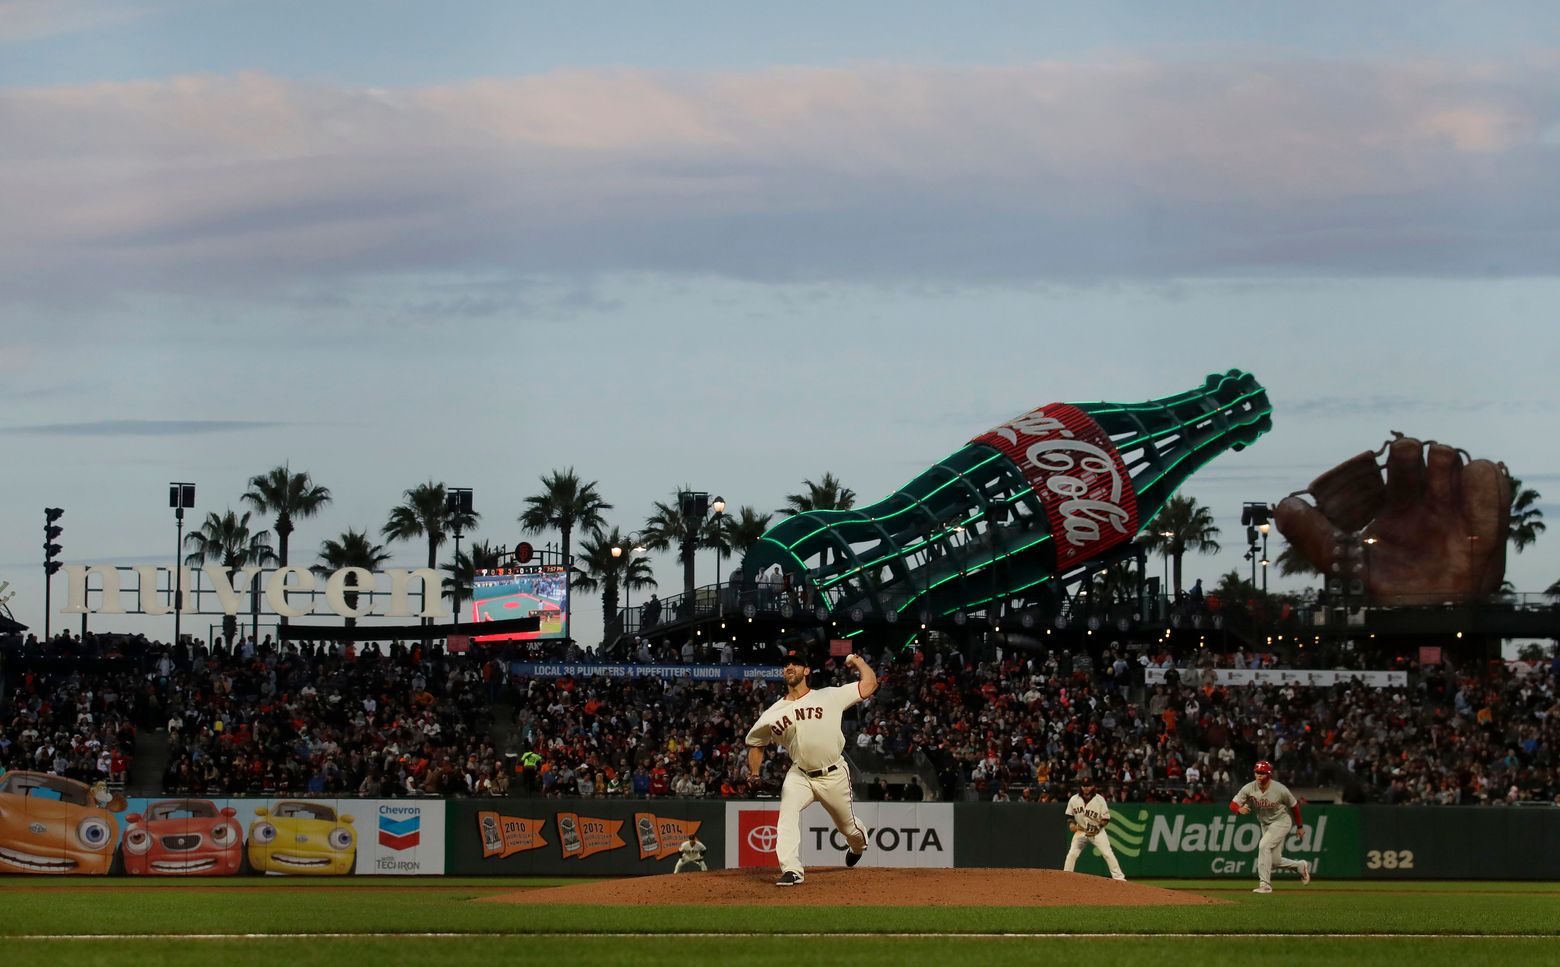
xmin=470 ymin=565 xmax=568 ymax=641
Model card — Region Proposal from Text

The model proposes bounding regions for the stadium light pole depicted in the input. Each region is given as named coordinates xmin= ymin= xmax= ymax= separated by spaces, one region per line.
xmin=43 ymin=508 xmax=64 ymax=640
xmin=169 ymin=483 xmax=196 ymax=646
xmin=447 ymin=488 xmax=473 ymax=625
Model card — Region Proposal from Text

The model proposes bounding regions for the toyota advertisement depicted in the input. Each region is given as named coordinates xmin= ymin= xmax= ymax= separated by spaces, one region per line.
xmin=724 ymin=803 xmax=955 ymax=869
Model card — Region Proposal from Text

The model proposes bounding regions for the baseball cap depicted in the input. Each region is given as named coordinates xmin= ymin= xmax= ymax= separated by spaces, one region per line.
xmin=781 ymin=648 xmax=809 ymax=667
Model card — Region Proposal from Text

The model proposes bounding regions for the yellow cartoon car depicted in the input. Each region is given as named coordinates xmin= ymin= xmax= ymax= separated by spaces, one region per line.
xmin=247 ymin=801 xmax=356 ymax=875
xmin=0 ymin=771 xmax=120 ymax=875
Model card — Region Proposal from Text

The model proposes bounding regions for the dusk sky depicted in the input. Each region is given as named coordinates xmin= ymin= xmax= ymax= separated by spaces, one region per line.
xmin=2 ymin=1 xmax=1558 ymax=650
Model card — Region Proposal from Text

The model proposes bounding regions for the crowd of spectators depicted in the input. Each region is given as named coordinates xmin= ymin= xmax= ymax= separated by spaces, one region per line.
xmin=0 ymin=637 xmax=141 ymax=786
xmin=2 ymin=630 xmax=1555 ymax=807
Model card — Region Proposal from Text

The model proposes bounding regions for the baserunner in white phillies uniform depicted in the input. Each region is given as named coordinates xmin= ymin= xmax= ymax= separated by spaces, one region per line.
xmin=1062 ymin=780 xmax=1126 ymax=880
xmin=745 ymin=647 xmax=876 ymax=887
xmin=1230 ymin=759 xmax=1311 ymax=894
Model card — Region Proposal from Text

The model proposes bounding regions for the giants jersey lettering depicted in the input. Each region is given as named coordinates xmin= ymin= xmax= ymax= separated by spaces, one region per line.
xmin=1065 ymin=794 xmax=1111 ymax=834
xmin=744 ymin=683 xmax=863 ymax=771
xmin=1232 ymin=779 xmax=1296 ymax=826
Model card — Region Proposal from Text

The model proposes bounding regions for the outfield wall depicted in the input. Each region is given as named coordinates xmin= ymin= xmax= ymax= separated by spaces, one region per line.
xmin=3 ymin=787 xmax=1556 ymax=879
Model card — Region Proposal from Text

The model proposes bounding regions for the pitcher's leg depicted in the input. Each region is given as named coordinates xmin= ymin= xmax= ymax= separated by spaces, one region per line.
xmin=813 ymin=768 xmax=867 ymax=852
xmin=777 ymin=768 xmax=814 ymax=876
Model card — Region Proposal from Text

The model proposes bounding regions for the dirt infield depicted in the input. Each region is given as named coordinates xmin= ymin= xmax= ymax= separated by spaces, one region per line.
xmin=481 ymin=868 xmax=1227 ymax=907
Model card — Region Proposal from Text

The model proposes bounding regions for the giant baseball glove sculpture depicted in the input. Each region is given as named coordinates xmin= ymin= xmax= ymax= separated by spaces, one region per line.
xmin=1274 ymin=433 xmax=1511 ymax=605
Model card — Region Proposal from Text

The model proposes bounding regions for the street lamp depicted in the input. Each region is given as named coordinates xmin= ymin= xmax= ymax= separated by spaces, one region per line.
xmin=169 ymin=482 xmax=196 ymax=646
xmin=611 ymin=533 xmax=648 ymax=626
xmin=446 ymin=487 xmax=473 ymax=624
xmin=1258 ymin=520 xmax=1271 ymax=593
xmin=710 ymin=495 xmax=727 ymax=614
xmin=1159 ymin=530 xmax=1173 ymax=597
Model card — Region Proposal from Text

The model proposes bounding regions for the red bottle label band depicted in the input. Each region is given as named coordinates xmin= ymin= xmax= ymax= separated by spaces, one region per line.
xmin=972 ymin=403 xmax=1140 ymax=570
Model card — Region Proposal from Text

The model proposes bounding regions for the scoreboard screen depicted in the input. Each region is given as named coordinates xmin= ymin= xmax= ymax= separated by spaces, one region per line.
xmin=470 ymin=564 xmax=568 ymax=641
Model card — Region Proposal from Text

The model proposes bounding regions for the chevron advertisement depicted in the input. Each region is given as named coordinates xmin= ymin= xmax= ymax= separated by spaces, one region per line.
xmin=724 ymin=802 xmax=954 ymax=869
xmin=356 ymin=800 xmax=446 ymax=875
xmin=1066 ymin=804 xmax=1361 ymax=878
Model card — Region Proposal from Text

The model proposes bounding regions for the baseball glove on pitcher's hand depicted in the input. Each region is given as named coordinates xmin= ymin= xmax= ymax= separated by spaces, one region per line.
xmin=1275 ymin=434 xmax=1510 ymax=605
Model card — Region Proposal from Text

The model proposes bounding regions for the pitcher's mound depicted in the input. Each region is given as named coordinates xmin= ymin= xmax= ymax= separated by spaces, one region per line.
xmin=479 ymin=867 xmax=1225 ymax=907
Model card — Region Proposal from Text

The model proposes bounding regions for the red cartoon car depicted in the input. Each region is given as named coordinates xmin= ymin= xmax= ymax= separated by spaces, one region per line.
xmin=122 ymin=799 xmax=245 ymax=876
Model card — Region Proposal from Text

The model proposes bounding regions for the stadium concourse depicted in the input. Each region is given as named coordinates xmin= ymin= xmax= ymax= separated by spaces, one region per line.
xmin=0 ymin=630 xmax=1555 ymax=807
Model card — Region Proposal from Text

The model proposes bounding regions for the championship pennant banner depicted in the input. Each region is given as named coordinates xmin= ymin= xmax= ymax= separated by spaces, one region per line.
xmin=477 ymin=810 xmax=548 ymax=859
xmin=447 ymin=799 xmax=725 ymax=875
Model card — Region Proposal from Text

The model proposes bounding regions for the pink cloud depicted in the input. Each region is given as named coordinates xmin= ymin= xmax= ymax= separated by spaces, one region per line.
xmin=0 ymin=57 xmax=1555 ymax=296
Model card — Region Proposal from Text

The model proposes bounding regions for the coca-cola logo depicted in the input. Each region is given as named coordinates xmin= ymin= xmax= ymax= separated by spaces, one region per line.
xmin=977 ymin=404 xmax=1139 ymax=568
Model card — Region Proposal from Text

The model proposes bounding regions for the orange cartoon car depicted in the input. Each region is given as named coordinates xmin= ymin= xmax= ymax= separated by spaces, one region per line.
xmin=0 ymin=771 xmax=120 ymax=875
xmin=122 ymin=799 xmax=244 ymax=876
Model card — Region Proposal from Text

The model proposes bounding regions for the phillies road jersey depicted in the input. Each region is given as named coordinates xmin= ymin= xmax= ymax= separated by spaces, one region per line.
xmin=1065 ymin=793 xmax=1111 ymax=835
xmin=1232 ymin=779 xmax=1297 ymax=826
xmin=744 ymin=683 xmax=864 ymax=772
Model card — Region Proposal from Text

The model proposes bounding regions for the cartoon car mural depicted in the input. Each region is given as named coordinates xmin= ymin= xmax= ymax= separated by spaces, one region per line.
xmin=0 ymin=771 xmax=120 ymax=875
xmin=122 ymin=799 xmax=244 ymax=876
xmin=248 ymin=800 xmax=356 ymax=875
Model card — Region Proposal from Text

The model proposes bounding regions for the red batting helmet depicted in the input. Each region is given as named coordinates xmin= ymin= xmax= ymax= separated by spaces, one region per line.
xmin=1254 ymin=760 xmax=1273 ymax=777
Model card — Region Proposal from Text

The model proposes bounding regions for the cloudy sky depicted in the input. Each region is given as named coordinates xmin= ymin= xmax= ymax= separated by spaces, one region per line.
xmin=2 ymin=0 xmax=1558 ymax=649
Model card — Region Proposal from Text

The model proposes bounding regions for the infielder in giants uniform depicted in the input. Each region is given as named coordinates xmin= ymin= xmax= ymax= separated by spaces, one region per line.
xmin=745 ymin=647 xmax=876 ymax=886
xmin=673 ymin=834 xmax=707 ymax=873
xmin=1062 ymin=780 xmax=1126 ymax=880
xmin=1230 ymin=759 xmax=1311 ymax=894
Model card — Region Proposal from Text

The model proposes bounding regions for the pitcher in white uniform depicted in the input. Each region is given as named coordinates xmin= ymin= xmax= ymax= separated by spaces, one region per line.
xmin=745 ymin=647 xmax=877 ymax=886
xmin=1230 ymin=759 xmax=1311 ymax=894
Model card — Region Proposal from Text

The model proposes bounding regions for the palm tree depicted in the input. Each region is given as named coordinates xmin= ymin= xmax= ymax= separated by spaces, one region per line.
xmin=641 ymin=486 xmax=713 ymax=602
xmin=777 ymin=473 xmax=857 ymax=517
xmin=727 ymin=506 xmax=774 ymax=561
xmin=383 ymin=482 xmax=478 ymax=571
xmin=243 ymin=466 xmax=332 ymax=628
xmin=384 ymin=482 xmax=479 ymax=620
xmin=519 ymin=468 xmax=612 ymax=628
xmin=1212 ymin=569 xmax=1254 ymax=604
xmin=183 ymin=509 xmax=275 ymax=645
xmin=1275 ymin=542 xmax=1323 ymax=578
xmin=571 ymin=526 xmax=657 ymax=643
xmin=1507 ymin=475 xmax=1546 ymax=553
xmin=441 ymin=541 xmax=507 ymax=619
xmin=1546 ymin=578 xmax=1560 ymax=598
xmin=1139 ymin=494 xmax=1221 ymax=594
xmin=313 ymin=529 xmax=392 ymax=627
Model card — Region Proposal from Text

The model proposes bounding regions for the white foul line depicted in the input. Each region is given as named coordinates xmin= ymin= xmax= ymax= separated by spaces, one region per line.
xmin=7 ymin=932 xmax=1554 ymax=941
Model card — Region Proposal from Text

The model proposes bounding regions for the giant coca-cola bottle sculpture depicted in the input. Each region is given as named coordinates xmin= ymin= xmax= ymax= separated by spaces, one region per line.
xmin=743 ymin=370 xmax=1271 ymax=630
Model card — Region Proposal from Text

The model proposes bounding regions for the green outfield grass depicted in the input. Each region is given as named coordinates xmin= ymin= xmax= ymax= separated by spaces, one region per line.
xmin=2 ymin=878 xmax=1557 ymax=967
